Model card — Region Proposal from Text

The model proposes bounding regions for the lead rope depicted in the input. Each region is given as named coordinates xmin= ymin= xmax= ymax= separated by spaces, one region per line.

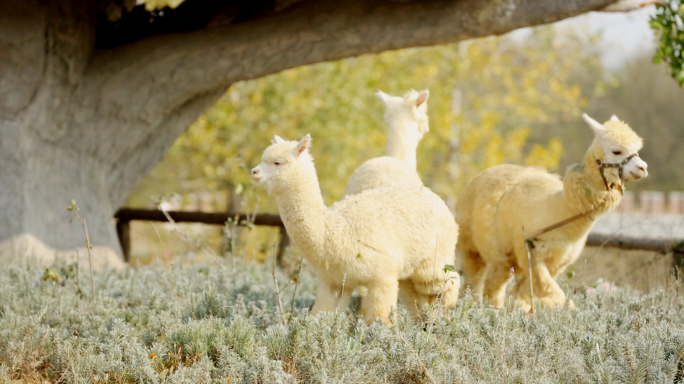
xmin=522 ymin=207 xmax=596 ymax=313
xmin=520 ymin=153 xmax=635 ymax=312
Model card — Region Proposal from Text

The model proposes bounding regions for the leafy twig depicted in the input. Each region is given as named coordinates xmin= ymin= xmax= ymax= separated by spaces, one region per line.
xmin=158 ymin=204 xmax=218 ymax=262
xmin=150 ymin=221 xmax=171 ymax=266
xmin=288 ymin=253 xmax=304 ymax=323
xmin=338 ymin=273 xmax=347 ymax=312
xmin=68 ymin=200 xmax=94 ymax=298
xmin=272 ymin=243 xmax=286 ymax=324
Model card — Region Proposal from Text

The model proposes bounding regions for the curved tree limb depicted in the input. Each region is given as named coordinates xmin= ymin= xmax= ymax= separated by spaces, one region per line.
xmin=90 ymin=0 xmax=622 ymax=104
xmin=83 ymin=0 xmax=624 ymax=193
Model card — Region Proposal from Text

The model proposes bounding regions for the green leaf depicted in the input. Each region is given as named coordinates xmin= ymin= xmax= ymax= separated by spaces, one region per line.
xmin=443 ymin=264 xmax=457 ymax=273
xmin=67 ymin=199 xmax=78 ymax=211
xmin=356 ymin=253 xmax=362 ymax=259
xmin=650 ymin=0 xmax=684 ymax=87
xmin=240 ymin=220 xmax=255 ymax=230
xmin=43 ymin=269 xmax=60 ymax=282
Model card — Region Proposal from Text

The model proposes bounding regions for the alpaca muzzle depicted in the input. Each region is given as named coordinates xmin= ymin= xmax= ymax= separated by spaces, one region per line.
xmin=596 ymin=152 xmax=646 ymax=191
xmin=251 ymin=166 xmax=264 ymax=182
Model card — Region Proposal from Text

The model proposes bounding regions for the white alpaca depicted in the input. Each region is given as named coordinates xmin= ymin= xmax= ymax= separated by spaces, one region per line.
xmin=344 ymin=89 xmax=429 ymax=196
xmin=252 ymin=134 xmax=459 ymax=324
xmin=456 ymin=114 xmax=647 ymax=311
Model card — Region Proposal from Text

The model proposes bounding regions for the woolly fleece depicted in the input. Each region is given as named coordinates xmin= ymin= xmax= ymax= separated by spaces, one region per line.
xmin=456 ymin=114 xmax=647 ymax=312
xmin=252 ymin=134 xmax=459 ymax=324
xmin=344 ymin=89 xmax=429 ymax=196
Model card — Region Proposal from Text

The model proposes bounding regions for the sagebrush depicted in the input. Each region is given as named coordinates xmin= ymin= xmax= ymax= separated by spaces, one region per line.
xmin=1 ymin=256 xmax=684 ymax=383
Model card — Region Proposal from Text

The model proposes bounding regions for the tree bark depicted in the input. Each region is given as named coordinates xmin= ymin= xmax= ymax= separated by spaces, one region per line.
xmin=0 ymin=0 xmax=624 ymax=264
xmin=0 ymin=0 xmax=125 ymax=266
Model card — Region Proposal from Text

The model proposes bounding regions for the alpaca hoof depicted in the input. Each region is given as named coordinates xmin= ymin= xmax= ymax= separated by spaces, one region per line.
xmin=517 ymin=298 xmax=532 ymax=313
xmin=566 ymin=298 xmax=576 ymax=309
xmin=539 ymin=296 xmax=570 ymax=311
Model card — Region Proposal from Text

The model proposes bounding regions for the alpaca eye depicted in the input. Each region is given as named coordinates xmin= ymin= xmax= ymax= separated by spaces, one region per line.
xmin=274 ymin=160 xmax=283 ymax=166
xmin=612 ymin=150 xmax=622 ymax=155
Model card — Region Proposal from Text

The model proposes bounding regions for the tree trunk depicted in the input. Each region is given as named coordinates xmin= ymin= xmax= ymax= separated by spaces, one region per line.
xmin=0 ymin=1 xmax=125 ymax=266
xmin=0 ymin=0 xmax=625 ymax=265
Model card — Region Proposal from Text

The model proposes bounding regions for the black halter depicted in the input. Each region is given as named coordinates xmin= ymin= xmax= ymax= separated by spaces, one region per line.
xmin=595 ymin=153 xmax=638 ymax=192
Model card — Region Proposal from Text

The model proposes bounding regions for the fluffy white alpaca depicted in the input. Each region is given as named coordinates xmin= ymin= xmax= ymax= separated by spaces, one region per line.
xmin=456 ymin=114 xmax=648 ymax=311
xmin=344 ymin=90 xmax=429 ymax=196
xmin=252 ymin=134 xmax=459 ymax=324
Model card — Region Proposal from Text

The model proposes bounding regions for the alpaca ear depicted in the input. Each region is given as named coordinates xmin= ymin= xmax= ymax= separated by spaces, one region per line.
xmin=294 ymin=134 xmax=311 ymax=157
xmin=415 ymin=90 xmax=429 ymax=108
xmin=610 ymin=115 xmax=620 ymax=122
xmin=375 ymin=90 xmax=391 ymax=105
xmin=273 ymin=135 xmax=286 ymax=144
xmin=582 ymin=113 xmax=604 ymax=134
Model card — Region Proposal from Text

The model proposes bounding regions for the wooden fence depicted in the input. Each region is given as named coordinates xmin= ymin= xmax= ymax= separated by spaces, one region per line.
xmin=114 ymin=208 xmax=684 ymax=270
xmin=115 ymin=208 xmax=286 ymax=263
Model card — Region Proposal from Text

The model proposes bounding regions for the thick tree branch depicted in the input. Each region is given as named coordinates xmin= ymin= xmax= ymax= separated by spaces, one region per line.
xmin=106 ymin=86 xmax=225 ymax=205
xmin=601 ymin=0 xmax=657 ymax=12
xmin=87 ymin=0 xmax=620 ymax=125
xmin=81 ymin=0 xmax=629 ymax=194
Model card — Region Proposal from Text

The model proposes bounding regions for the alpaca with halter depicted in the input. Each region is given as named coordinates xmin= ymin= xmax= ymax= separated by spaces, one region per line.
xmin=344 ymin=89 xmax=429 ymax=196
xmin=456 ymin=113 xmax=647 ymax=311
xmin=252 ymin=134 xmax=459 ymax=324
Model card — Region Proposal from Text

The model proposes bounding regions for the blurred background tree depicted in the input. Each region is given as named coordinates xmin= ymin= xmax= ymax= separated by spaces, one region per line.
xmin=530 ymin=54 xmax=684 ymax=194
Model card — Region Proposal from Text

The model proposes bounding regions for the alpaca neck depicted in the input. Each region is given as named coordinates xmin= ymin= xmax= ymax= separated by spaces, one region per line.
xmin=562 ymin=145 xmax=623 ymax=218
xmin=384 ymin=113 xmax=419 ymax=169
xmin=274 ymin=163 xmax=329 ymax=258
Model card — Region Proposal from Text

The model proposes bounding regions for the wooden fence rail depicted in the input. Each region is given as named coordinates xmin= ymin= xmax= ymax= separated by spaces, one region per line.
xmin=114 ymin=208 xmax=684 ymax=270
xmin=114 ymin=208 xmax=285 ymax=263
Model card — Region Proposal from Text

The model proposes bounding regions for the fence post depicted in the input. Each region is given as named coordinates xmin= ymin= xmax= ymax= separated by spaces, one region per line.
xmin=669 ymin=191 xmax=684 ymax=214
xmin=276 ymin=226 xmax=290 ymax=267
xmin=116 ymin=219 xmax=131 ymax=263
xmin=674 ymin=242 xmax=684 ymax=279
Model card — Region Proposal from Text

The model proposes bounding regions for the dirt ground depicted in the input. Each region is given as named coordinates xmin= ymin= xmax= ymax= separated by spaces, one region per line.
xmin=571 ymin=246 xmax=675 ymax=292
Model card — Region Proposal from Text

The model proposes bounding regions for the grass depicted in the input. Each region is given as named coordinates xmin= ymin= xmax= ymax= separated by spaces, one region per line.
xmin=1 ymin=254 xmax=684 ymax=384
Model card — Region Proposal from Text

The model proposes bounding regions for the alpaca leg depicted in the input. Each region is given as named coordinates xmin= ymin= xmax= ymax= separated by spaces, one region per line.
xmin=436 ymin=274 xmax=460 ymax=316
xmin=398 ymin=279 xmax=424 ymax=320
xmin=311 ymin=278 xmax=353 ymax=315
xmin=513 ymin=263 xmax=568 ymax=311
xmin=546 ymin=243 xmax=583 ymax=280
xmin=519 ymin=241 xmax=574 ymax=310
xmin=544 ymin=253 xmax=578 ymax=309
xmin=512 ymin=240 xmax=572 ymax=311
xmin=336 ymin=286 xmax=355 ymax=312
xmin=511 ymin=275 xmax=533 ymax=312
xmin=535 ymin=263 xmax=569 ymax=310
xmin=462 ymin=250 xmax=487 ymax=299
xmin=400 ymin=279 xmax=442 ymax=322
xmin=482 ymin=264 xmax=513 ymax=308
xmin=361 ymin=280 xmax=399 ymax=325
xmin=405 ymin=263 xmax=459 ymax=315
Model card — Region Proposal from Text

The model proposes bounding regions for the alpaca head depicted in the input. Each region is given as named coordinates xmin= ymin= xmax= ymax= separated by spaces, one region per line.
xmin=582 ymin=113 xmax=648 ymax=184
xmin=251 ymin=134 xmax=313 ymax=194
xmin=376 ymin=89 xmax=430 ymax=139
